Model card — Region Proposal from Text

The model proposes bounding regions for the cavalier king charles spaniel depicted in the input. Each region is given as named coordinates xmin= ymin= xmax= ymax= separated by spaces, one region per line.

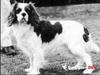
xmin=1 ymin=1 xmax=99 ymax=75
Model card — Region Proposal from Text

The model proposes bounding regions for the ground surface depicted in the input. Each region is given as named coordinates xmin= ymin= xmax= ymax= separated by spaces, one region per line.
xmin=1 ymin=4 xmax=100 ymax=75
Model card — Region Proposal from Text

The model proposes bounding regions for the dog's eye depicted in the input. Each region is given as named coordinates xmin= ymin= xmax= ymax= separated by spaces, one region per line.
xmin=16 ymin=8 xmax=22 ymax=14
xmin=25 ymin=7 xmax=30 ymax=12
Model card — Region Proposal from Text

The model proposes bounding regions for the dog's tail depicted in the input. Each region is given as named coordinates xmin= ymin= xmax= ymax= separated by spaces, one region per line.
xmin=86 ymin=34 xmax=99 ymax=53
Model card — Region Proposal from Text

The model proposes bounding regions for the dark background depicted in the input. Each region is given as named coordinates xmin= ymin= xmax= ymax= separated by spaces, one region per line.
xmin=10 ymin=0 xmax=100 ymax=7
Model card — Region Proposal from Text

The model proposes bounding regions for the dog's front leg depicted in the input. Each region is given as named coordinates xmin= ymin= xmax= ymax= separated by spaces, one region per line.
xmin=27 ymin=48 xmax=46 ymax=75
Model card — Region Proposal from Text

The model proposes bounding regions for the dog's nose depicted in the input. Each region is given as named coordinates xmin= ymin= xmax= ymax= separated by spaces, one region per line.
xmin=22 ymin=13 xmax=26 ymax=16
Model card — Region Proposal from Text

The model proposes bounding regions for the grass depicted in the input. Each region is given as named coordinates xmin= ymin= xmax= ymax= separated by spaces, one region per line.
xmin=1 ymin=4 xmax=100 ymax=75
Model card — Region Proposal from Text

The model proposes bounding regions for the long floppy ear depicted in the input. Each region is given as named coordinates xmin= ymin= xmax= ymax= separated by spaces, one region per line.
xmin=8 ymin=11 xmax=15 ymax=26
xmin=8 ymin=3 xmax=18 ymax=26
xmin=28 ymin=2 xmax=40 ymax=24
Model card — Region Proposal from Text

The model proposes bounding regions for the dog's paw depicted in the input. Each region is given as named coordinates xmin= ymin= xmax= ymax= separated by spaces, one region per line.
xmin=83 ymin=69 xmax=94 ymax=74
xmin=27 ymin=71 xmax=40 ymax=75
xmin=61 ymin=63 xmax=67 ymax=70
xmin=25 ymin=67 xmax=33 ymax=72
xmin=25 ymin=68 xmax=40 ymax=75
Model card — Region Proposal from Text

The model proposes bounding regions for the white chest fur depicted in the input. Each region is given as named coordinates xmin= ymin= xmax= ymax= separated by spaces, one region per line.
xmin=12 ymin=24 xmax=42 ymax=51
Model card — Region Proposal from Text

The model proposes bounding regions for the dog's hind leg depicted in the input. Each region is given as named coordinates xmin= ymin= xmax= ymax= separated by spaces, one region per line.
xmin=81 ymin=53 xmax=94 ymax=74
xmin=74 ymin=47 xmax=93 ymax=74
xmin=65 ymin=43 xmax=93 ymax=74
xmin=71 ymin=46 xmax=94 ymax=74
xmin=62 ymin=44 xmax=85 ymax=70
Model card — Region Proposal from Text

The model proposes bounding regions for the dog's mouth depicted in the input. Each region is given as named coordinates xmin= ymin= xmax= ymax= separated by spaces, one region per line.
xmin=20 ymin=18 xmax=27 ymax=23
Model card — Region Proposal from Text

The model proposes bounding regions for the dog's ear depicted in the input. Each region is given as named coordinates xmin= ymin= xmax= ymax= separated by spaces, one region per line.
xmin=28 ymin=2 xmax=40 ymax=24
xmin=8 ymin=3 xmax=18 ymax=26
xmin=10 ymin=0 xmax=17 ymax=5
xmin=8 ymin=11 xmax=15 ymax=26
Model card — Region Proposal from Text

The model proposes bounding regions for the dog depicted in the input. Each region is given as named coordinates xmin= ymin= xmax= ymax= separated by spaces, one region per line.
xmin=1 ymin=1 xmax=99 ymax=74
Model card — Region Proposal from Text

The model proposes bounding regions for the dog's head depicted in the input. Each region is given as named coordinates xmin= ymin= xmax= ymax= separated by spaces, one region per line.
xmin=8 ymin=1 xmax=40 ymax=26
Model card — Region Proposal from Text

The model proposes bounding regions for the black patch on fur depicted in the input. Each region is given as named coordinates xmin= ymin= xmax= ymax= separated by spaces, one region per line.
xmin=37 ymin=20 xmax=62 ymax=43
xmin=24 ymin=4 xmax=63 ymax=43
xmin=84 ymin=27 xmax=89 ymax=35
xmin=83 ymin=27 xmax=89 ymax=42
xmin=25 ymin=4 xmax=40 ymax=26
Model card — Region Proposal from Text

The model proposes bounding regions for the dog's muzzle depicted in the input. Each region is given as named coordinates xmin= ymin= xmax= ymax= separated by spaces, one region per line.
xmin=20 ymin=18 xmax=27 ymax=23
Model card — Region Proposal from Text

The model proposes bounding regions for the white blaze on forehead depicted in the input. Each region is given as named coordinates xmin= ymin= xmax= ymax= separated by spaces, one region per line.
xmin=17 ymin=3 xmax=28 ymax=9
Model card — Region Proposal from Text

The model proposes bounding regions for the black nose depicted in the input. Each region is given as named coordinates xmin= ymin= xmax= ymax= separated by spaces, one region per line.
xmin=22 ymin=13 xmax=26 ymax=16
